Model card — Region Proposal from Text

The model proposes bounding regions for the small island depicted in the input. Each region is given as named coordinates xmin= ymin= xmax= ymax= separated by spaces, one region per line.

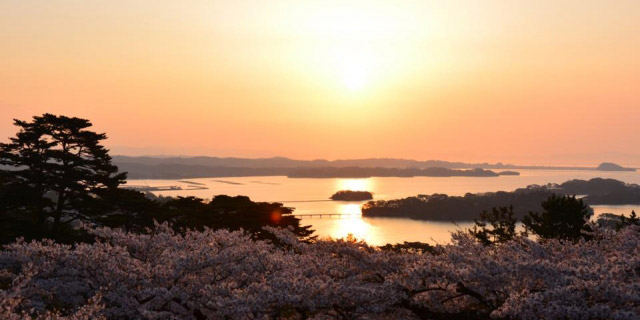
xmin=497 ymin=171 xmax=520 ymax=176
xmin=330 ymin=190 xmax=374 ymax=201
xmin=596 ymin=162 xmax=635 ymax=172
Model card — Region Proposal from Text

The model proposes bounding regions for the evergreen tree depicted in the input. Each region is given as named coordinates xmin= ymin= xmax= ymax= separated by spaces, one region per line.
xmin=522 ymin=194 xmax=592 ymax=241
xmin=0 ymin=114 xmax=126 ymax=234
xmin=619 ymin=210 xmax=639 ymax=228
xmin=468 ymin=206 xmax=517 ymax=245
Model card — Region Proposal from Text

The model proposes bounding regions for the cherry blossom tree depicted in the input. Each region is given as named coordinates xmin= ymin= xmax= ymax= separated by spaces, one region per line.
xmin=1 ymin=224 xmax=638 ymax=319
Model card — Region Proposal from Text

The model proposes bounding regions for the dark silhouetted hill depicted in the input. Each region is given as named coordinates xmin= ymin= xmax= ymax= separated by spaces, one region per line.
xmin=362 ymin=178 xmax=640 ymax=221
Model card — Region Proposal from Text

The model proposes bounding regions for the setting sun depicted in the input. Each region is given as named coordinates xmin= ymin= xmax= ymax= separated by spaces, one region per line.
xmin=299 ymin=2 xmax=414 ymax=92
xmin=342 ymin=65 xmax=368 ymax=91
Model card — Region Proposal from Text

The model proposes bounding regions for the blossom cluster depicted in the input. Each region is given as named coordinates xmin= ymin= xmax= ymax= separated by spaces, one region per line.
xmin=1 ymin=224 xmax=638 ymax=319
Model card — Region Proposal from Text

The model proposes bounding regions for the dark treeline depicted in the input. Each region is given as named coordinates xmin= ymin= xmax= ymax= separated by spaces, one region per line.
xmin=363 ymin=188 xmax=553 ymax=221
xmin=0 ymin=114 xmax=313 ymax=245
xmin=468 ymin=195 xmax=639 ymax=245
xmin=362 ymin=178 xmax=640 ymax=221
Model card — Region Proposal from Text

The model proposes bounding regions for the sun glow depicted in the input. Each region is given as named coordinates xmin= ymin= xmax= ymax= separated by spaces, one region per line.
xmin=343 ymin=65 xmax=368 ymax=91
xmin=331 ymin=204 xmax=369 ymax=240
xmin=295 ymin=2 xmax=420 ymax=94
xmin=338 ymin=203 xmax=363 ymax=216
xmin=334 ymin=46 xmax=375 ymax=92
xmin=337 ymin=179 xmax=371 ymax=192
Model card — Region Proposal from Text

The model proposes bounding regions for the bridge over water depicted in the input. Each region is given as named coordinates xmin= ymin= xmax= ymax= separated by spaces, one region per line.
xmin=292 ymin=213 xmax=361 ymax=219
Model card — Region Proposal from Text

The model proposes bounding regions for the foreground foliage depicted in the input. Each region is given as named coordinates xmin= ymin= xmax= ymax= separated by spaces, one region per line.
xmin=1 ymin=224 xmax=638 ymax=320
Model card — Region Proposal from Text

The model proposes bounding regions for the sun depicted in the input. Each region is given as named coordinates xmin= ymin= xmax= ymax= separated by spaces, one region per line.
xmin=297 ymin=3 xmax=418 ymax=94
xmin=343 ymin=65 xmax=368 ymax=91
xmin=334 ymin=47 xmax=374 ymax=92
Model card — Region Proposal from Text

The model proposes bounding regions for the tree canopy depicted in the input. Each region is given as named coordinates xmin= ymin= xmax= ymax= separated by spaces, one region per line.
xmin=522 ymin=194 xmax=593 ymax=241
xmin=0 ymin=114 xmax=126 ymax=241
xmin=468 ymin=206 xmax=517 ymax=245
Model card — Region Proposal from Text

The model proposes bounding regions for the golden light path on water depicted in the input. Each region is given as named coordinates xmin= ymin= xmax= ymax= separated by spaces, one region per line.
xmin=326 ymin=179 xmax=383 ymax=243
xmin=330 ymin=204 xmax=371 ymax=241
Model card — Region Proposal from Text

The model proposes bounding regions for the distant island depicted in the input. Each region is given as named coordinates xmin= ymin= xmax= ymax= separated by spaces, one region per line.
xmin=497 ymin=171 xmax=520 ymax=176
xmin=330 ymin=190 xmax=374 ymax=201
xmin=362 ymin=178 xmax=640 ymax=221
xmin=288 ymin=167 xmax=502 ymax=178
xmin=596 ymin=162 xmax=635 ymax=171
xmin=112 ymin=156 xmax=635 ymax=179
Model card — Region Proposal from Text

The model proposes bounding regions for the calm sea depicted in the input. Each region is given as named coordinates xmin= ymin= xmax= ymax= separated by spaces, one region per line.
xmin=128 ymin=169 xmax=640 ymax=245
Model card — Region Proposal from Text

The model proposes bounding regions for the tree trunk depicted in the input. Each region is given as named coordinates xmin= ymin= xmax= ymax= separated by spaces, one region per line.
xmin=53 ymin=190 xmax=65 ymax=232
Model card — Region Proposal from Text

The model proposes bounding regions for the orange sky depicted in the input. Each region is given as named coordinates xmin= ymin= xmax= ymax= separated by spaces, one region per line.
xmin=1 ymin=1 xmax=639 ymax=166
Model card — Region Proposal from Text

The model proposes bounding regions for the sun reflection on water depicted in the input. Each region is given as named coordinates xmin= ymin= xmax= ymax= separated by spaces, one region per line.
xmin=328 ymin=203 xmax=371 ymax=242
xmin=332 ymin=217 xmax=371 ymax=242
xmin=338 ymin=203 xmax=362 ymax=215
xmin=329 ymin=179 xmax=376 ymax=242
xmin=336 ymin=178 xmax=372 ymax=192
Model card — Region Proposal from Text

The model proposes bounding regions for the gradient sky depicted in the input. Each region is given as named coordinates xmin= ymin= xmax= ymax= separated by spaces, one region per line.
xmin=1 ymin=1 xmax=639 ymax=165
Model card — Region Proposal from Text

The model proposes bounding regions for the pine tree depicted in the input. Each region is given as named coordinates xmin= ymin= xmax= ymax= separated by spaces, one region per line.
xmin=0 ymin=114 xmax=126 ymax=232
xmin=522 ymin=194 xmax=592 ymax=241
xmin=468 ymin=206 xmax=517 ymax=245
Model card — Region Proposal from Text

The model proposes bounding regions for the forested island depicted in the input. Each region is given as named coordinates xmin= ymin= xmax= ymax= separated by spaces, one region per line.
xmin=330 ymin=190 xmax=374 ymax=201
xmin=362 ymin=178 xmax=640 ymax=221
xmin=288 ymin=167 xmax=503 ymax=178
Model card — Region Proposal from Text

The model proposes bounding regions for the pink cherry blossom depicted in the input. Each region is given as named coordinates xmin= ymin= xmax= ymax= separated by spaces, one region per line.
xmin=1 ymin=223 xmax=638 ymax=319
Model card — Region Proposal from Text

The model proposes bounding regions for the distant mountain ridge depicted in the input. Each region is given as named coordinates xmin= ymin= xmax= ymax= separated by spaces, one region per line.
xmin=113 ymin=156 xmax=635 ymax=179
xmin=113 ymin=156 xmax=476 ymax=169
